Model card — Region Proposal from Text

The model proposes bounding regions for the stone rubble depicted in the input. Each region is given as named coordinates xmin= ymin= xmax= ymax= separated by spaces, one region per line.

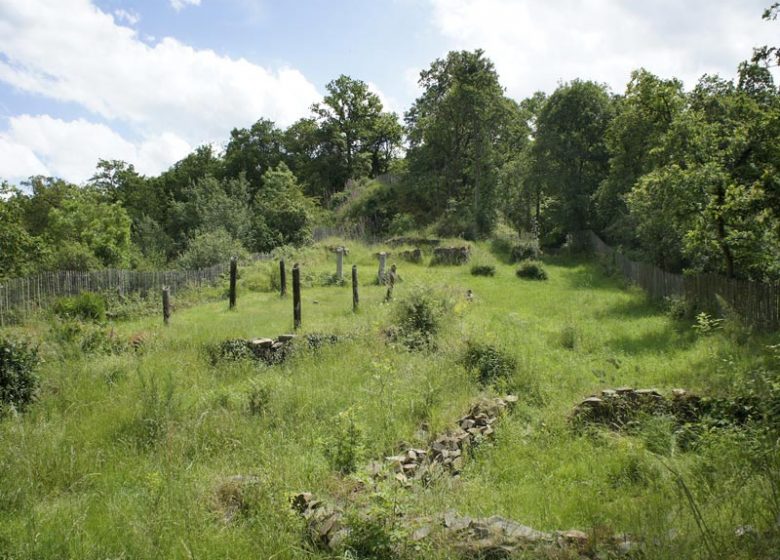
xmin=431 ymin=246 xmax=471 ymax=265
xmin=378 ymin=395 xmax=519 ymax=484
xmin=571 ymin=387 xmax=762 ymax=429
xmin=291 ymin=493 xmax=636 ymax=557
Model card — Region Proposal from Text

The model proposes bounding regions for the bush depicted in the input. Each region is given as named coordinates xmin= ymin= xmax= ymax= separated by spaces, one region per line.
xmin=392 ymin=286 xmax=450 ymax=350
xmin=516 ymin=260 xmax=548 ymax=280
xmin=177 ymin=228 xmax=248 ymax=270
xmin=510 ymin=239 xmax=541 ymax=263
xmin=0 ymin=337 xmax=40 ymax=413
xmin=323 ymin=408 xmax=364 ymax=474
xmin=53 ymin=292 xmax=106 ymax=322
xmin=470 ymin=264 xmax=496 ymax=277
xmin=463 ymin=342 xmax=516 ymax=385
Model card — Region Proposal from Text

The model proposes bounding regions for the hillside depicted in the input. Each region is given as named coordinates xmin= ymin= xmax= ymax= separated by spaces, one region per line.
xmin=0 ymin=240 xmax=778 ymax=559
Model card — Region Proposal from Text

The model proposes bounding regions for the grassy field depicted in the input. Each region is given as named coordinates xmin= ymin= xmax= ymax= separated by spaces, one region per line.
xmin=0 ymin=240 xmax=778 ymax=559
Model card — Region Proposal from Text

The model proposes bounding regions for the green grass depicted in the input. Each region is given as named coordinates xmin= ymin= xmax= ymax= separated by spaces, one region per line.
xmin=0 ymin=239 xmax=778 ymax=559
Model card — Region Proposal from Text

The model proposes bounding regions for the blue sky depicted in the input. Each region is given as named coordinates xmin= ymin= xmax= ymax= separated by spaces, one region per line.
xmin=0 ymin=0 xmax=777 ymax=185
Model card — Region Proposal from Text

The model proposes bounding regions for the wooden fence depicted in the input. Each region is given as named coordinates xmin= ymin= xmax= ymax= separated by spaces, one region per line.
xmin=0 ymin=254 xmax=270 ymax=326
xmin=584 ymin=230 xmax=780 ymax=329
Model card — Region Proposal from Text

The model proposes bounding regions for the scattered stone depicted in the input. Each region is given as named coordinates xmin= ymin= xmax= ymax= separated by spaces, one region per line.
xmin=211 ymin=475 xmax=261 ymax=523
xmin=571 ymin=387 xmax=763 ymax=431
xmin=386 ymin=237 xmax=441 ymax=248
xmin=398 ymin=248 xmax=423 ymax=263
xmin=431 ymin=246 xmax=471 ymax=265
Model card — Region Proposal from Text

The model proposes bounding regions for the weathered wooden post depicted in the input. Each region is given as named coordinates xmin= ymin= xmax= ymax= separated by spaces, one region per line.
xmin=229 ymin=256 xmax=238 ymax=309
xmin=385 ymin=264 xmax=397 ymax=302
xmin=162 ymin=286 xmax=171 ymax=325
xmin=292 ymin=263 xmax=301 ymax=329
xmin=352 ymin=265 xmax=359 ymax=312
xmin=279 ymin=259 xmax=287 ymax=297
xmin=378 ymin=252 xmax=387 ymax=284
xmin=336 ymin=247 xmax=344 ymax=281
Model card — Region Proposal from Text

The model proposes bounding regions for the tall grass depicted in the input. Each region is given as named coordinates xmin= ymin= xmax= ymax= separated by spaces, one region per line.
xmin=0 ymin=239 xmax=777 ymax=558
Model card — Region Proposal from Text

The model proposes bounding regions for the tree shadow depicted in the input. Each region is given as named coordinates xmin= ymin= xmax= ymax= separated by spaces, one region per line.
xmin=606 ymin=324 xmax=697 ymax=356
xmin=594 ymin=297 xmax=663 ymax=320
xmin=551 ymin=256 xmax=627 ymax=292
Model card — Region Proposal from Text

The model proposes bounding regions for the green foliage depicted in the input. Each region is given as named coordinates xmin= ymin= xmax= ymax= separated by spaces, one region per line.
xmin=177 ymin=229 xmax=248 ymax=270
xmin=509 ymin=239 xmax=541 ymax=263
xmin=253 ymin=164 xmax=316 ymax=251
xmin=0 ymin=337 xmax=39 ymax=413
xmin=53 ymin=292 xmax=106 ymax=322
xmin=470 ymin=264 xmax=496 ymax=276
xmin=515 ymin=260 xmax=548 ymax=280
xmin=693 ymin=312 xmax=724 ymax=335
xmin=392 ymin=285 xmax=450 ymax=350
xmin=533 ymin=80 xmax=614 ymax=236
xmin=462 ymin=342 xmax=516 ymax=385
xmin=323 ymin=408 xmax=364 ymax=474
xmin=405 ymin=50 xmax=526 ymax=236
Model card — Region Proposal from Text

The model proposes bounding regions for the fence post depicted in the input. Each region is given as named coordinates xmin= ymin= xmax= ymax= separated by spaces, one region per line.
xmin=162 ymin=287 xmax=171 ymax=325
xmin=336 ymin=248 xmax=344 ymax=281
xmin=378 ymin=252 xmax=387 ymax=284
xmin=293 ymin=263 xmax=301 ymax=329
xmin=280 ymin=259 xmax=287 ymax=297
xmin=352 ymin=265 xmax=359 ymax=312
xmin=229 ymin=256 xmax=237 ymax=309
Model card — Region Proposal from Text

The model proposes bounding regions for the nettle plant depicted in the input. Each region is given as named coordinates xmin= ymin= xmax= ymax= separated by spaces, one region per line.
xmin=0 ymin=337 xmax=40 ymax=414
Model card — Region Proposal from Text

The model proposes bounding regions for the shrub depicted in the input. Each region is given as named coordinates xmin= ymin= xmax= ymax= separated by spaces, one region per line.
xmin=323 ymin=408 xmax=364 ymax=474
xmin=516 ymin=260 xmax=548 ymax=280
xmin=177 ymin=228 xmax=248 ymax=270
xmin=392 ymin=286 xmax=450 ymax=350
xmin=53 ymin=292 xmax=106 ymax=322
xmin=0 ymin=337 xmax=40 ymax=413
xmin=463 ymin=342 xmax=516 ymax=385
xmin=470 ymin=264 xmax=496 ymax=277
xmin=510 ymin=239 xmax=541 ymax=263
xmin=205 ymin=339 xmax=253 ymax=365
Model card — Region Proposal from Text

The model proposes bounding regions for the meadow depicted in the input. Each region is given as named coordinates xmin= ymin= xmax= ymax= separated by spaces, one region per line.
xmin=0 ymin=240 xmax=778 ymax=559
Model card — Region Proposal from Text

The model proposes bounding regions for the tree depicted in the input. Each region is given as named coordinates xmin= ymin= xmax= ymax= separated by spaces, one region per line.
xmin=253 ymin=164 xmax=316 ymax=251
xmin=595 ymin=70 xmax=685 ymax=244
xmin=0 ymin=182 xmax=47 ymax=279
xmin=223 ymin=118 xmax=285 ymax=197
xmin=405 ymin=49 xmax=512 ymax=237
xmin=532 ymin=80 xmax=614 ymax=241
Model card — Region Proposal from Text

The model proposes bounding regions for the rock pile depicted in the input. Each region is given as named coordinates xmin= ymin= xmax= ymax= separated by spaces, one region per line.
xmin=208 ymin=333 xmax=341 ymax=366
xmin=374 ymin=396 xmax=518 ymax=484
xmin=386 ymin=237 xmax=441 ymax=248
xmin=431 ymin=246 xmax=471 ymax=265
xmin=291 ymin=493 xmax=636 ymax=557
xmin=398 ymin=248 xmax=422 ymax=263
xmin=571 ymin=387 xmax=762 ymax=429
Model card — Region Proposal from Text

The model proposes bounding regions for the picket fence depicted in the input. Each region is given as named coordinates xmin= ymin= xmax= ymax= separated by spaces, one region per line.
xmin=0 ymin=254 xmax=270 ymax=325
xmin=585 ymin=230 xmax=780 ymax=329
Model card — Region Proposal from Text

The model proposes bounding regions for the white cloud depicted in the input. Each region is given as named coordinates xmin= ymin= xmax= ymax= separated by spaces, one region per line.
xmin=367 ymin=81 xmax=401 ymax=115
xmin=0 ymin=0 xmax=320 ymax=181
xmin=170 ymin=0 xmax=201 ymax=12
xmin=113 ymin=8 xmax=139 ymax=25
xmin=428 ymin=0 xmax=779 ymax=98
xmin=0 ymin=115 xmax=192 ymax=183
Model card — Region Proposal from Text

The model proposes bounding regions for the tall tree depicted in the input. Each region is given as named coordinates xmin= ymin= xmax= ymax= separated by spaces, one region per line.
xmin=532 ymin=80 xmax=614 ymax=240
xmin=405 ymin=49 xmax=511 ymax=237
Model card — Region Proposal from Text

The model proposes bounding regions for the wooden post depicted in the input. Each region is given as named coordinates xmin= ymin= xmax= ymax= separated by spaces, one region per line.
xmin=162 ymin=286 xmax=171 ymax=325
xmin=279 ymin=259 xmax=287 ymax=297
xmin=352 ymin=265 xmax=359 ymax=312
xmin=229 ymin=256 xmax=237 ymax=309
xmin=292 ymin=263 xmax=302 ymax=329
xmin=378 ymin=252 xmax=387 ymax=284
xmin=336 ymin=248 xmax=344 ymax=281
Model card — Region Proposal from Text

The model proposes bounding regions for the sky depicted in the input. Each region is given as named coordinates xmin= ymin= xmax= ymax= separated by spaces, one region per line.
xmin=0 ymin=0 xmax=777 ymax=186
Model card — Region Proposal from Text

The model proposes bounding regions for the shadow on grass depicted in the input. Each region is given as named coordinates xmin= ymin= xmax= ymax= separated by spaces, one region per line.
xmin=548 ymin=255 xmax=628 ymax=292
xmin=606 ymin=323 xmax=697 ymax=355
xmin=595 ymin=296 xmax=663 ymax=320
